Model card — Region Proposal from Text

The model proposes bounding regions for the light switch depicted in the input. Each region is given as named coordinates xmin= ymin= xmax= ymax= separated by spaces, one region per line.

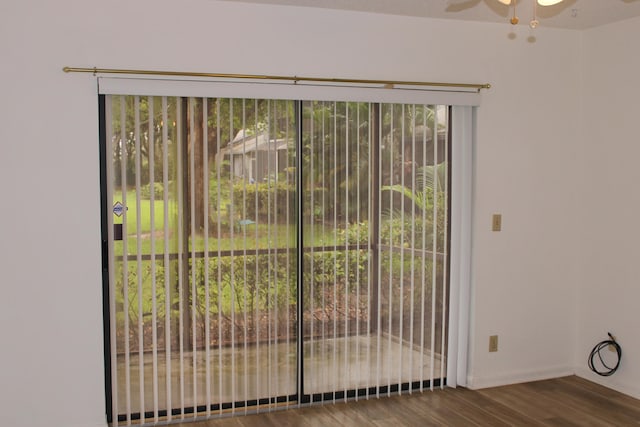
xmin=492 ymin=214 xmax=502 ymax=232
xmin=489 ymin=335 xmax=498 ymax=352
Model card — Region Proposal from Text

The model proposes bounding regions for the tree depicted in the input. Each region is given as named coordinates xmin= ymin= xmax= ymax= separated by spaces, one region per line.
xmin=186 ymin=98 xmax=211 ymax=234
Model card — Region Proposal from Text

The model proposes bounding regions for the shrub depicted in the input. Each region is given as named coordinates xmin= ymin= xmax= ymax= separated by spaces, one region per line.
xmin=228 ymin=181 xmax=296 ymax=222
xmin=140 ymin=182 xmax=169 ymax=199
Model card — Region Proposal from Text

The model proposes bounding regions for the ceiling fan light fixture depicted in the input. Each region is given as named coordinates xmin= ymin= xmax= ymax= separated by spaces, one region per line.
xmin=498 ymin=0 xmax=564 ymax=28
xmin=537 ymin=0 xmax=564 ymax=5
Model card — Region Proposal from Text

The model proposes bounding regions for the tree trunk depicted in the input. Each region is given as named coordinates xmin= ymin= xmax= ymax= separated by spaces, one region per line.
xmin=187 ymin=99 xmax=207 ymax=234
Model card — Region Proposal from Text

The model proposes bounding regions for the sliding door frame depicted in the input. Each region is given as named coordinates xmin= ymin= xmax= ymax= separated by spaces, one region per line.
xmin=99 ymin=90 xmax=468 ymax=425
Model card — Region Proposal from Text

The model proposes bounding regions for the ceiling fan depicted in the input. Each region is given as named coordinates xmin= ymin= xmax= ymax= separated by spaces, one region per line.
xmin=501 ymin=0 xmax=565 ymax=27
xmin=447 ymin=0 xmax=565 ymax=28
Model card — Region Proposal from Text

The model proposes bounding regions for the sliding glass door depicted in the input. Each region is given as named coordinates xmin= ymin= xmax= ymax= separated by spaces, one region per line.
xmin=102 ymin=94 xmax=449 ymax=425
xmin=301 ymin=102 xmax=448 ymax=400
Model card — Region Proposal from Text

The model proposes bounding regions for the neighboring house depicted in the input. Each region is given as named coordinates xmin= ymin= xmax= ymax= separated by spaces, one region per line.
xmin=218 ymin=129 xmax=291 ymax=182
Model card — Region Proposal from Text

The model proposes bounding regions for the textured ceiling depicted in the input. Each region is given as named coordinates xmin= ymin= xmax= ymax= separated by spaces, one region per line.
xmin=220 ymin=0 xmax=640 ymax=30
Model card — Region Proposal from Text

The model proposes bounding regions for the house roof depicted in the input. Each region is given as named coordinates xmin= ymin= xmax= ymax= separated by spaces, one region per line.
xmin=220 ymin=129 xmax=290 ymax=156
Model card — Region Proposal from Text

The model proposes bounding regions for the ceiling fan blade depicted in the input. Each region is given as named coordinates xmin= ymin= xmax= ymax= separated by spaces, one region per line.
xmin=445 ymin=0 xmax=482 ymax=12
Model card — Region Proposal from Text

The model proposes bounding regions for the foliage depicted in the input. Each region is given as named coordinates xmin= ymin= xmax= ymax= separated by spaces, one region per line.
xmin=110 ymin=96 xmax=180 ymax=187
xmin=113 ymin=260 xmax=178 ymax=349
xmin=140 ymin=182 xmax=169 ymax=200
xmin=380 ymin=164 xmax=447 ymax=249
xmin=227 ymin=181 xmax=296 ymax=223
xmin=301 ymin=101 xmax=372 ymax=223
xmin=111 ymin=98 xmax=448 ymax=351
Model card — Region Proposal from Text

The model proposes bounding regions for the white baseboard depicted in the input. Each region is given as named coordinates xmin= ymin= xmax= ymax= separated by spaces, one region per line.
xmin=465 ymin=366 xmax=574 ymax=390
xmin=574 ymin=366 xmax=640 ymax=399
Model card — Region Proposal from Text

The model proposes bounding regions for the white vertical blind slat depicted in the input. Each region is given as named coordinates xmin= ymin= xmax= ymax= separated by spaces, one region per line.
xmin=398 ymin=105 xmax=405 ymax=394
xmin=105 ymin=95 xmax=119 ymax=427
xmin=430 ymin=105 xmax=439 ymax=392
xmin=365 ymin=102 xmax=372 ymax=401
xmin=273 ymin=101 xmax=280 ymax=408
xmin=176 ymin=98 xmax=186 ymax=419
xmin=387 ymin=107 xmax=394 ymax=397
xmin=332 ymin=102 xmax=340 ymax=403
xmin=420 ymin=107 xmax=428 ymax=393
xmin=285 ymin=101 xmax=292 ymax=409
xmin=265 ymin=100 xmax=272 ymax=411
xmin=409 ymin=105 xmax=416 ymax=394
xmin=134 ymin=96 xmax=145 ymax=421
xmin=309 ymin=102 xmax=316 ymax=400
xmin=375 ymin=104 xmax=383 ymax=400
xmin=355 ymin=103 xmax=361 ymax=402
xmin=229 ymin=99 xmax=236 ymax=414
xmin=148 ymin=97 xmax=159 ymax=423
xmin=320 ymin=102 xmax=327 ymax=405
xmin=252 ymin=100 xmax=260 ymax=414
xmin=162 ymin=96 xmax=172 ymax=422
xmin=241 ymin=99 xmax=248 ymax=414
xmin=189 ymin=97 xmax=198 ymax=415
xmin=119 ymin=96 xmax=132 ymax=426
xmin=203 ymin=98 xmax=212 ymax=417
xmin=343 ymin=103 xmax=350 ymax=402
xmin=441 ymin=107 xmax=450 ymax=388
xmin=216 ymin=100 xmax=224 ymax=415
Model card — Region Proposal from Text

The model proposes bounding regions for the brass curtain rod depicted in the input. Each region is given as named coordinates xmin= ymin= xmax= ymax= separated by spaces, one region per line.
xmin=63 ymin=67 xmax=491 ymax=92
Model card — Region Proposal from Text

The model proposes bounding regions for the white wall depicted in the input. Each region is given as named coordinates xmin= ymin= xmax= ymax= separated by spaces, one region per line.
xmin=0 ymin=1 xmax=583 ymax=426
xmin=576 ymin=15 xmax=640 ymax=399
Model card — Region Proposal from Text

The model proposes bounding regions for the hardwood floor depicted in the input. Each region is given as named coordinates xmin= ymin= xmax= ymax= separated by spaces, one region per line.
xmin=174 ymin=376 xmax=640 ymax=426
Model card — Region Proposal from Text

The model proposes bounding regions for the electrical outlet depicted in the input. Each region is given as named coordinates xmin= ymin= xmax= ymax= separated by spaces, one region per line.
xmin=489 ymin=335 xmax=498 ymax=352
xmin=492 ymin=214 xmax=502 ymax=232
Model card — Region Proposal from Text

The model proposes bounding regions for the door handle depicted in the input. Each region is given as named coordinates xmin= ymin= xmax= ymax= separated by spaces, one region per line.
xmin=114 ymin=223 xmax=123 ymax=241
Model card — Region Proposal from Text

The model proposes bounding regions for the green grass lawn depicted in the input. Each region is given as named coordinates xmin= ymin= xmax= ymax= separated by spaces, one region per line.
xmin=113 ymin=190 xmax=177 ymax=235
xmin=110 ymin=191 xmax=436 ymax=323
xmin=113 ymin=190 xmax=344 ymax=257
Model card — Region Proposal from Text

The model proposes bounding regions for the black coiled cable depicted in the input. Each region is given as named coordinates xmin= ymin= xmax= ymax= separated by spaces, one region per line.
xmin=588 ymin=332 xmax=621 ymax=377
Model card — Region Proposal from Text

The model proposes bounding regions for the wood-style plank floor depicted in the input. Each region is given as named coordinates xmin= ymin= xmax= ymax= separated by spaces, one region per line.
xmin=175 ymin=376 xmax=640 ymax=426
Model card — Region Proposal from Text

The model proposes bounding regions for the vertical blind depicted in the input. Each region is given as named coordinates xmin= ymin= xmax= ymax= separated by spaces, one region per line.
xmin=103 ymin=93 xmax=451 ymax=426
xmin=300 ymin=102 xmax=449 ymax=402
